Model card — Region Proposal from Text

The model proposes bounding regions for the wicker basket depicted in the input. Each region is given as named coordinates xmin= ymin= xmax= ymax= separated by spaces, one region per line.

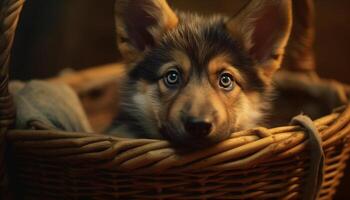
xmin=1 ymin=0 xmax=350 ymax=199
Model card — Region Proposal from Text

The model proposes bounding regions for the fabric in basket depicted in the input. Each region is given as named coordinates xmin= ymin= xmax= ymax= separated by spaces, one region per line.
xmin=9 ymin=80 xmax=92 ymax=132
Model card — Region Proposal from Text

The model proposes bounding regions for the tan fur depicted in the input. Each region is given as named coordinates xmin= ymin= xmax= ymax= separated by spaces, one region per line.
xmin=256 ymin=59 xmax=282 ymax=85
xmin=207 ymin=54 xmax=246 ymax=86
xmin=157 ymin=62 xmax=179 ymax=95
xmin=154 ymin=52 xmax=260 ymax=140
xmin=158 ymin=51 xmax=190 ymax=94
xmin=158 ymin=50 xmax=191 ymax=77
xmin=164 ymin=81 xmax=229 ymax=140
xmin=170 ymin=50 xmax=191 ymax=75
xmin=130 ymin=81 xmax=162 ymax=138
xmin=236 ymin=92 xmax=265 ymax=130
xmin=152 ymin=0 xmax=178 ymax=30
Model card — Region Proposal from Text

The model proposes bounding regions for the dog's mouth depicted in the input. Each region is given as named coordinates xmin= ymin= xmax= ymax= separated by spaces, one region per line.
xmin=159 ymin=123 xmax=232 ymax=150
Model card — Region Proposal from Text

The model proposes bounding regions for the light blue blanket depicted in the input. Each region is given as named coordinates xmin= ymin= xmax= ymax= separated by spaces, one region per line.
xmin=10 ymin=80 xmax=92 ymax=132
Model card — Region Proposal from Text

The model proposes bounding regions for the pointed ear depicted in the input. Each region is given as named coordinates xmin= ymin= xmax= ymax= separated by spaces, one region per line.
xmin=115 ymin=0 xmax=178 ymax=61
xmin=226 ymin=0 xmax=292 ymax=79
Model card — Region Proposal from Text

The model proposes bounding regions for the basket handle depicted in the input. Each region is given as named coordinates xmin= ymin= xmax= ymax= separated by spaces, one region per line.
xmin=283 ymin=0 xmax=316 ymax=73
xmin=0 ymin=0 xmax=25 ymax=198
xmin=0 ymin=0 xmax=24 ymax=123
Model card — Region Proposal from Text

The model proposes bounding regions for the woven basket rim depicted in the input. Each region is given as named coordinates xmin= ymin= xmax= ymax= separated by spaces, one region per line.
xmin=5 ymin=102 xmax=350 ymax=173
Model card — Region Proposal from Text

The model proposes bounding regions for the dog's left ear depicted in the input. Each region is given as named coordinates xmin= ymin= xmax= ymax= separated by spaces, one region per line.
xmin=226 ymin=0 xmax=292 ymax=80
xmin=115 ymin=0 xmax=178 ymax=61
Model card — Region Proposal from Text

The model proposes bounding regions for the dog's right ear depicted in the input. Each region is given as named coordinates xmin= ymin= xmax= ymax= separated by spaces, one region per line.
xmin=115 ymin=0 xmax=178 ymax=61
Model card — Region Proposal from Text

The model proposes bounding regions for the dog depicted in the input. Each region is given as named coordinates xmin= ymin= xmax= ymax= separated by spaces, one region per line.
xmin=110 ymin=0 xmax=292 ymax=148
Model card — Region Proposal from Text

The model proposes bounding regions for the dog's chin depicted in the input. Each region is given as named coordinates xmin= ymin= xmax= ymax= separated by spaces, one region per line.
xmin=159 ymin=127 xmax=232 ymax=151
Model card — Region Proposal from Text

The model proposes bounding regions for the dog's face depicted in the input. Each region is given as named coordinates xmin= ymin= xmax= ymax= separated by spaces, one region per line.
xmin=115 ymin=0 xmax=292 ymax=147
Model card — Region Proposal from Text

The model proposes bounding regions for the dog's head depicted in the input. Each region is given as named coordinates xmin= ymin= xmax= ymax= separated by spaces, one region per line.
xmin=115 ymin=0 xmax=292 ymax=147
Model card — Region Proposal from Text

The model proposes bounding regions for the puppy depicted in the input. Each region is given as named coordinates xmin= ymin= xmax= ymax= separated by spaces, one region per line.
xmin=110 ymin=0 xmax=292 ymax=148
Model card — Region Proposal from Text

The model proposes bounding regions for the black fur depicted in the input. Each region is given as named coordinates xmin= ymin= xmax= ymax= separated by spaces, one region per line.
xmin=129 ymin=13 xmax=266 ymax=92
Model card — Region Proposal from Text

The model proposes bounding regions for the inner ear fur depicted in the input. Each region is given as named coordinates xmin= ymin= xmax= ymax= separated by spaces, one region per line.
xmin=115 ymin=0 xmax=178 ymax=61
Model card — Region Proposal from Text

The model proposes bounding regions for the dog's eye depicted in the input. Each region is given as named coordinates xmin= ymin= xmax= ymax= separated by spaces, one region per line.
xmin=164 ymin=69 xmax=181 ymax=88
xmin=219 ymin=72 xmax=234 ymax=90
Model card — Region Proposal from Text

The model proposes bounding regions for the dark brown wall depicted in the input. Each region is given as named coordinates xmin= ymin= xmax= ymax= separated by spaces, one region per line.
xmin=11 ymin=0 xmax=350 ymax=83
xmin=314 ymin=0 xmax=350 ymax=83
xmin=11 ymin=0 xmax=118 ymax=80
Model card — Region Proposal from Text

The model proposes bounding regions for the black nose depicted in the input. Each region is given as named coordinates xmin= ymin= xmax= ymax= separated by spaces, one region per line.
xmin=184 ymin=117 xmax=213 ymax=137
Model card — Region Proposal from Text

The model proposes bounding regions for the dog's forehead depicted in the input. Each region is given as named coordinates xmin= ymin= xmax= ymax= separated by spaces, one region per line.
xmin=167 ymin=50 xmax=231 ymax=74
xmin=159 ymin=14 xmax=250 ymax=69
xmin=129 ymin=13 xmax=253 ymax=82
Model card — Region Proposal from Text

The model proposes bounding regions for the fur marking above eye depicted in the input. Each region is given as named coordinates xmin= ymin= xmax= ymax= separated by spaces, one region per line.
xmin=163 ymin=68 xmax=181 ymax=88
xmin=219 ymin=72 xmax=235 ymax=91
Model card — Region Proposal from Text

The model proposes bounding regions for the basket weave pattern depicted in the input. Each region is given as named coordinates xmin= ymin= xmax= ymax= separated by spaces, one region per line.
xmin=1 ymin=0 xmax=350 ymax=199
xmin=5 ymin=106 xmax=350 ymax=199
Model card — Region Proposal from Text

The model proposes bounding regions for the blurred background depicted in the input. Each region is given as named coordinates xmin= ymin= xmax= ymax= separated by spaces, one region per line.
xmin=10 ymin=0 xmax=350 ymax=84
xmin=8 ymin=0 xmax=350 ymax=198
